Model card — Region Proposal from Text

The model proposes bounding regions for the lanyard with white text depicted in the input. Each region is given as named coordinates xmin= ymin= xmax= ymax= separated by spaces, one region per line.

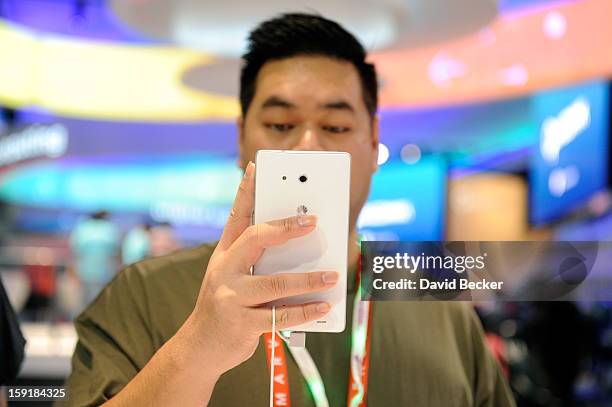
xmin=264 ymin=256 xmax=373 ymax=407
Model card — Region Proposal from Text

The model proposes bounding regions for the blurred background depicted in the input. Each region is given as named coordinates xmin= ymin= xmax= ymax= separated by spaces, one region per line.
xmin=0 ymin=0 xmax=611 ymax=405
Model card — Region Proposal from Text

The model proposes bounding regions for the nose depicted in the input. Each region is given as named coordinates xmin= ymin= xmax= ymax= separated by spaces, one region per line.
xmin=292 ymin=126 xmax=324 ymax=151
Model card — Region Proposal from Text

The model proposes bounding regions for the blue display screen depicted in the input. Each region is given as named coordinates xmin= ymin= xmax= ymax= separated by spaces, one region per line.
xmin=530 ymin=80 xmax=609 ymax=225
xmin=358 ymin=155 xmax=447 ymax=241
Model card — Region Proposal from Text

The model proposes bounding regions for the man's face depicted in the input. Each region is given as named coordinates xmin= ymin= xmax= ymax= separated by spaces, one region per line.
xmin=237 ymin=55 xmax=379 ymax=232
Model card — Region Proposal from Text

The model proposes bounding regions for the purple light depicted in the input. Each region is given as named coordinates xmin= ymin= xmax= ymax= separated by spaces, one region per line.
xmin=0 ymin=0 xmax=157 ymax=43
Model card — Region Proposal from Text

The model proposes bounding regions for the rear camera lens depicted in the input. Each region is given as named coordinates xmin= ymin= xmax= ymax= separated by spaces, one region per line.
xmin=299 ymin=175 xmax=308 ymax=183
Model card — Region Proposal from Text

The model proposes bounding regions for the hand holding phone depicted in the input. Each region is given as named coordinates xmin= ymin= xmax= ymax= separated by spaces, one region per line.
xmin=184 ymin=161 xmax=339 ymax=377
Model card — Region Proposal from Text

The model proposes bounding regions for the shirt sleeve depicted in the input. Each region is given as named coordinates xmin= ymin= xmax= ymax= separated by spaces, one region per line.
xmin=467 ymin=305 xmax=517 ymax=407
xmin=58 ymin=266 xmax=157 ymax=407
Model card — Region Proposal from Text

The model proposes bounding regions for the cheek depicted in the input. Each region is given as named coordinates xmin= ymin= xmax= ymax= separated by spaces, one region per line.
xmin=241 ymin=126 xmax=271 ymax=156
xmin=349 ymin=149 xmax=375 ymax=196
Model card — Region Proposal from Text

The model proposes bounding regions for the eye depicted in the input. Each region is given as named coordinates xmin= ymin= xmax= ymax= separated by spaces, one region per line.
xmin=322 ymin=125 xmax=350 ymax=134
xmin=265 ymin=123 xmax=295 ymax=132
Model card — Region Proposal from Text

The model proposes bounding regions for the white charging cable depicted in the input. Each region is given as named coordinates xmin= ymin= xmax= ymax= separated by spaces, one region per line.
xmin=269 ymin=305 xmax=276 ymax=407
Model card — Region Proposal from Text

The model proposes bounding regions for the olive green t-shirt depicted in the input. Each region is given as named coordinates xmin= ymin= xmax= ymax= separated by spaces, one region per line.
xmin=61 ymin=243 xmax=515 ymax=406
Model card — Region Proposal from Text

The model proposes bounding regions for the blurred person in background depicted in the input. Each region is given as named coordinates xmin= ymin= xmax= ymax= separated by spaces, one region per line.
xmin=122 ymin=221 xmax=181 ymax=266
xmin=148 ymin=222 xmax=181 ymax=257
xmin=61 ymin=13 xmax=514 ymax=406
xmin=21 ymin=250 xmax=56 ymax=321
xmin=477 ymin=302 xmax=599 ymax=406
xmin=121 ymin=221 xmax=151 ymax=266
xmin=69 ymin=211 xmax=119 ymax=310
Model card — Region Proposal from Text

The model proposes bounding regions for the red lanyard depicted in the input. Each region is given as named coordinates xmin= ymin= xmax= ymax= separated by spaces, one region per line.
xmin=265 ymin=332 xmax=292 ymax=406
xmin=264 ymin=258 xmax=373 ymax=407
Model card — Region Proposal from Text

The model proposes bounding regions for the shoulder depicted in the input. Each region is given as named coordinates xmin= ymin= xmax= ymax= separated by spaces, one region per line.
xmin=76 ymin=242 xmax=219 ymax=345
xmin=85 ymin=242 xmax=217 ymax=305
xmin=375 ymin=301 xmax=478 ymax=331
xmin=128 ymin=242 xmax=218 ymax=286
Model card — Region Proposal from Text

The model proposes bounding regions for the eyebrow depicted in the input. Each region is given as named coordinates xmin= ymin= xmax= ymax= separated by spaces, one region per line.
xmin=261 ymin=96 xmax=295 ymax=109
xmin=261 ymin=95 xmax=355 ymax=113
xmin=321 ymin=100 xmax=355 ymax=113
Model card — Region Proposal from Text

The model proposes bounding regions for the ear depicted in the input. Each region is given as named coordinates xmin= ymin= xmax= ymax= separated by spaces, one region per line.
xmin=236 ymin=116 xmax=246 ymax=170
xmin=371 ymin=114 xmax=380 ymax=173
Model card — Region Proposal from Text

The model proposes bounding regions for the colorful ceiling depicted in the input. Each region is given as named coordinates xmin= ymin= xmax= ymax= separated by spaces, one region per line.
xmin=0 ymin=0 xmax=610 ymax=121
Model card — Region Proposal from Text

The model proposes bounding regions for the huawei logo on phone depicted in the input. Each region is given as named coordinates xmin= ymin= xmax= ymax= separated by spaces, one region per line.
xmin=297 ymin=205 xmax=308 ymax=215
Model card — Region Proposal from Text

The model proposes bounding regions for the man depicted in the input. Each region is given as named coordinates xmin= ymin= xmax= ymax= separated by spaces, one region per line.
xmin=62 ymin=13 xmax=515 ymax=406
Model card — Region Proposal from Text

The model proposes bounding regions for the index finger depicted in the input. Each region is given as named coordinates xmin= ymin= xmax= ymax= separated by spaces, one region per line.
xmin=218 ymin=161 xmax=255 ymax=250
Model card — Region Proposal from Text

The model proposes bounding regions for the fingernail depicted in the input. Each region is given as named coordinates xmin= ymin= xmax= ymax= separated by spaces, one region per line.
xmin=297 ymin=215 xmax=316 ymax=227
xmin=322 ymin=271 xmax=338 ymax=284
xmin=244 ymin=161 xmax=254 ymax=179
xmin=316 ymin=303 xmax=331 ymax=313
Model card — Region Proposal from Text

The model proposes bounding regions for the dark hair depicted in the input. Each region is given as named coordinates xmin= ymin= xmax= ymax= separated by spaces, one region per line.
xmin=91 ymin=210 xmax=109 ymax=220
xmin=240 ymin=13 xmax=378 ymax=118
